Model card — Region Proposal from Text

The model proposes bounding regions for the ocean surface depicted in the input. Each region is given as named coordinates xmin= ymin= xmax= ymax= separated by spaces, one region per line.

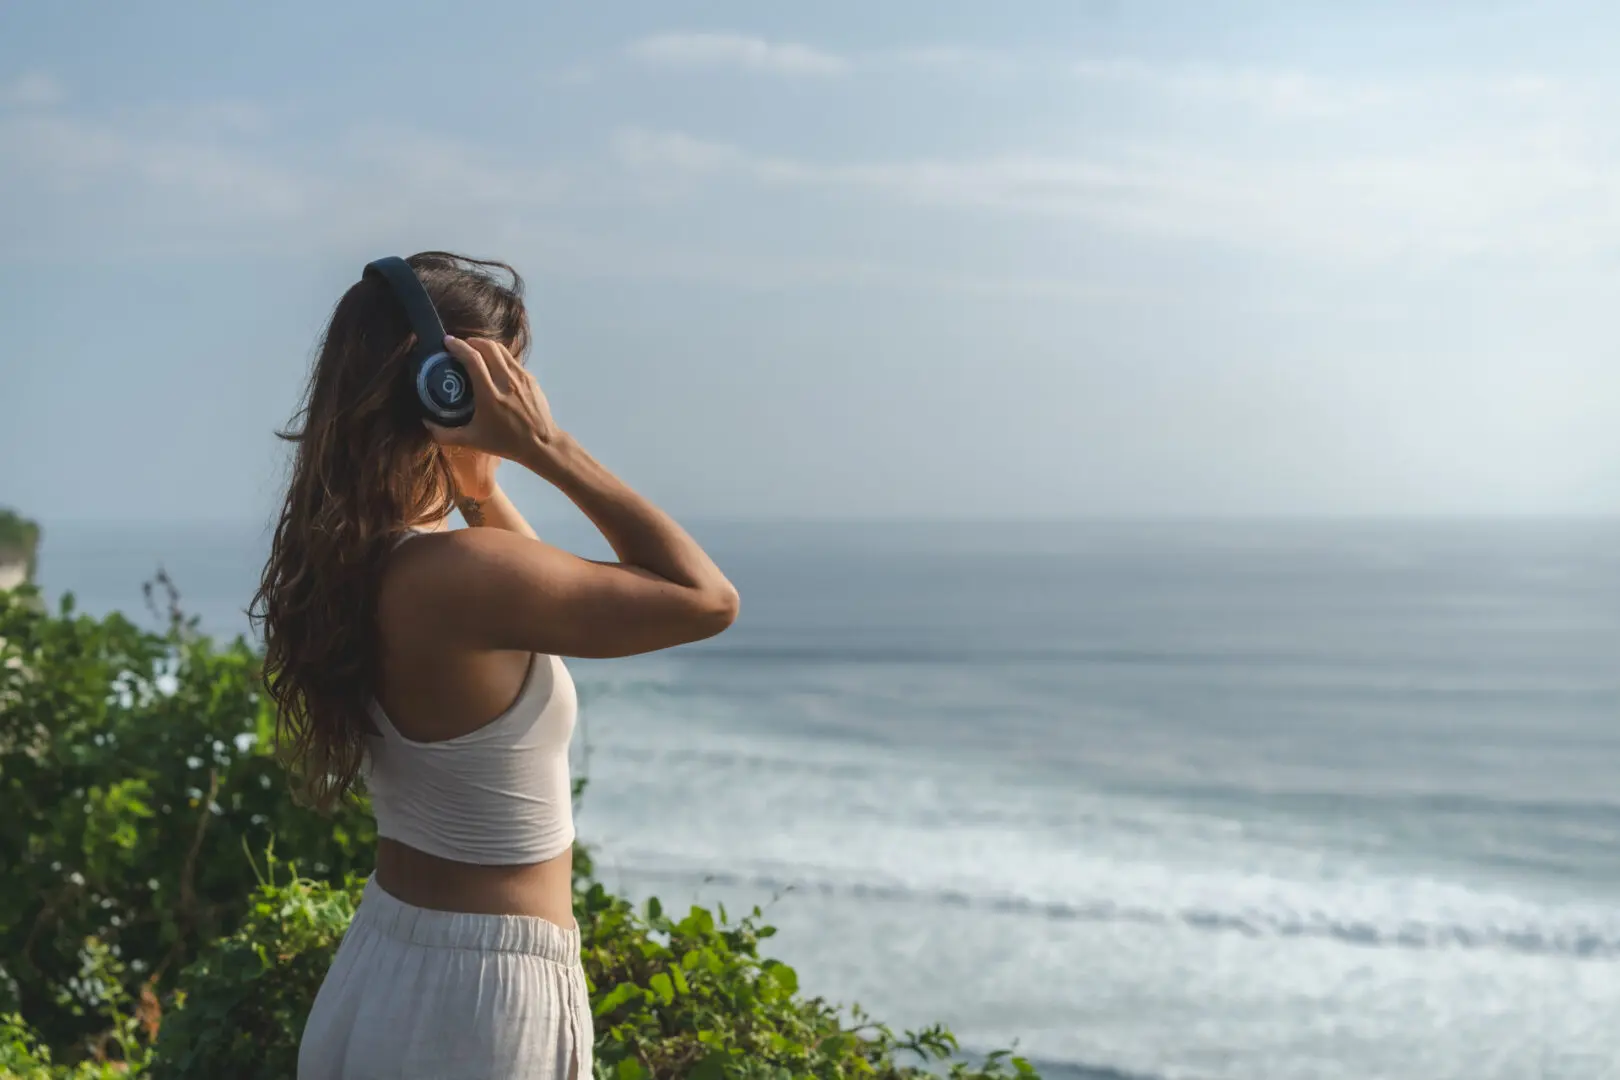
xmin=28 ymin=516 xmax=1620 ymax=1080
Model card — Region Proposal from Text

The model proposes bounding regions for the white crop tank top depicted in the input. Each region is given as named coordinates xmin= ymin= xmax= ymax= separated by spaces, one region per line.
xmin=360 ymin=530 xmax=578 ymax=865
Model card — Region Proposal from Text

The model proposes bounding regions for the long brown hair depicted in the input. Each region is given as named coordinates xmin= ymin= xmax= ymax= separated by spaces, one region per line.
xmin=250 ymin=252 xmax=530 ymax=812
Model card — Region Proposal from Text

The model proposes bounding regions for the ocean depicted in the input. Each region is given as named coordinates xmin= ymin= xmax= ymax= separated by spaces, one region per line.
xmin=29 ymin=516 xmax=1620 ymax=1080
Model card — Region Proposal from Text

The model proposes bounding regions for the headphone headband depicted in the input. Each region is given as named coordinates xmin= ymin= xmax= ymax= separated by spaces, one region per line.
xmin=363 ymin=256 xmax=447 ymax=360
xmin=362 ymin=256 xmax=474 ymax=426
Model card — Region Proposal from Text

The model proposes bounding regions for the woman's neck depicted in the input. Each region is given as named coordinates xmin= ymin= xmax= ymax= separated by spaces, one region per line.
xmin=405 ymin=513 xmax=453 ymax=533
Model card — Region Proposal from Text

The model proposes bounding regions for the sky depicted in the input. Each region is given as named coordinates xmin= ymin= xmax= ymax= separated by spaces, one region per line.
xmin=1 ymin=1 xmax=1617 ymax=525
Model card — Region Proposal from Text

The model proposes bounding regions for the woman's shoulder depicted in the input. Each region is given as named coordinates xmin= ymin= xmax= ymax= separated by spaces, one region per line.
xmin=376 ymin=526 xmax=550 ymax=639
xmin=376 ymin=526 xmax=467 ymax=639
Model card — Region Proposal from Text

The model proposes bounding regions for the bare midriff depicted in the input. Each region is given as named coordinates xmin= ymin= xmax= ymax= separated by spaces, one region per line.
xmin=373 ymin=836 xmax=576 ymax=930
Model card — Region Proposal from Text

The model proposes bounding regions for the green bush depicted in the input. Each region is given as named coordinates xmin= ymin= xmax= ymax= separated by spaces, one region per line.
xmin=1 ymin=1010 xmax=131 ymax=1080
xmin=574 ymin=883 xmax=1036 ymax=1079
xmin=0 ymin=939 xmax=155 ymax=1079
xmin=0 ymin=581 xmax=375 ymax=1067
xmin=0 ymin=578 xmax=1040 ymax=1079
xmin=150 ymin=865 xmax=1035 ymax=1080
xmin=0 ymin=509 xmax=41 ymax=583
xmin=147 ymin=854 xmax=365 ymax=1080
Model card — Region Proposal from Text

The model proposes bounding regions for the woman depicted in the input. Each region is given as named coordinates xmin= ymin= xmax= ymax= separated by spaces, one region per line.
xmin=251 ymin=252 xmax=740 ymax=1079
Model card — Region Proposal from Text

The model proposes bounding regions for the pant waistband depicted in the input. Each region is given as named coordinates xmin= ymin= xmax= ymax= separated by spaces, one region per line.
xmin=351 ymin=875 xmax=581 ymax=965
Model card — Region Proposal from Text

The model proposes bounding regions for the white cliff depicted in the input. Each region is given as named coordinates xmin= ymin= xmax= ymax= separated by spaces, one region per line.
xmin=0 ymin=560 xmax=25 ymax=590
xmin=0 ymin=509 xmax=38 ymax=591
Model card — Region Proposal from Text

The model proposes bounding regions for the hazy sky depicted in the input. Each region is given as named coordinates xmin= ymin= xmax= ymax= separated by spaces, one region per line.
xmin=2 ymin=1 xmax=1617 ymax=525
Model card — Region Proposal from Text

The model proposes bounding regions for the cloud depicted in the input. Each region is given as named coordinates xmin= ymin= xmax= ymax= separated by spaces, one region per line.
xmin=1 ymin=72 xmax=66 ymax=108
xmin=0 ymin=102 xmax=571 ymax=258
xmin=622 ymin=35 xmax=1018 ymax=79
xmin=13 ymin=56 xmax=1618 ymax=287
xmin=625 ymin=33 xmax=848 ymax=77
xmin=1071 ymin=59 xmax=1394 ymax=117
xmin=1 ymin=109 xmax=308 ymax=216
xmin=518 ymin=221 xmax=1143 ymax=301
xmin=1070 ymin=58 xmax=1578 ymax=119
xmin=0 ymin=101 xmax=1142 ymax=302
xmin=873 ymin=46 xmax=1016 ymax=76
xmin=0 ymin=95 xmax=1109 ymax=300
xmin=611 ymin=126 xmax=1620 ymax=265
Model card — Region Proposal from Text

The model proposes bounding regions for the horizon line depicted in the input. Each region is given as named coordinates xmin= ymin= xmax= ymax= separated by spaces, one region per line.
xmin=22 ymin=511 xmax=1620 ymax=530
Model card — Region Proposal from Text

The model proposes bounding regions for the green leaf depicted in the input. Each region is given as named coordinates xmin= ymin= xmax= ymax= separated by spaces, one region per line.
xmin=764 ymin=960 xmax=799 ymax=996
xmin=648 ymin=972 xmax=675 ymax=1005
xmin=679 ymin=906 xmax=716 ymax=936
xmin=615 ymin=1058 xmax=649 ymax=1080
xmin=689 ymin=1050 xmax=730 ymax=1080
xmin=592 ymin=981 xmax=643 ymax=1018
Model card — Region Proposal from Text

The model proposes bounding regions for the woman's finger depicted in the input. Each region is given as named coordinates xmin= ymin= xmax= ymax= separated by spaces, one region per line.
xmin=442 ymin=335 xmax=501 ymax=399
xmin=484 ymin=341 xmax=514 ymax=390
xmin=493 ymin=339 xmax=540 ymax=399
xmin=466 ymin=338 xmax=513 ymax=395
xmin=492 ymin=339 xmax=521 ymax=375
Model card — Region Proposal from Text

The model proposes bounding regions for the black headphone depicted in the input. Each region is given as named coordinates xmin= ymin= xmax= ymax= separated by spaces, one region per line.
xmin=363 ymin=256 xmax=475 ymax=427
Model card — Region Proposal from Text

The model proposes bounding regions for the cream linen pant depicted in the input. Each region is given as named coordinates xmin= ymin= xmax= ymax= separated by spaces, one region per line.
xmin=298 ymin=876 xmax=591 ymax=1079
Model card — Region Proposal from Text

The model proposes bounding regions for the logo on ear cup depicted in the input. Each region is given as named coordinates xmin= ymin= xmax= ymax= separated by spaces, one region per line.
xmin=417 ymin=353 xmax=473 ymax=423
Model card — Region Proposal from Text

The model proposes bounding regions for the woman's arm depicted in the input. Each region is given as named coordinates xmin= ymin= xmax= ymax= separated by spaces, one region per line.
xmin=401 ymin=334 xmax=738 ymax=659
xmin=416 ymin=433 xmax=738 ymax=658
xmin=444 ymin=438 xmax=538 ymax=540
xmin=455 ymin=485 xmax=538 ymax=541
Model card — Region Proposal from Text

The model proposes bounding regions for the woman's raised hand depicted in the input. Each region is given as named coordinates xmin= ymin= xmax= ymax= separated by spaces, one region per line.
xmin=424 ymin=336 xmax=561 ymax=466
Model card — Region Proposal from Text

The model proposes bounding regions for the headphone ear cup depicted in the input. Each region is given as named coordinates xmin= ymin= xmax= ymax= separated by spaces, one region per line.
xmin=416 ymin=351 xmax=476 ymax=427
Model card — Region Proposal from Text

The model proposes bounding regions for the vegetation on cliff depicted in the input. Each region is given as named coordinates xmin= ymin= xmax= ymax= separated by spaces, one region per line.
xmin=0 ymin=509 xmax=40 ymax=582
xmin=0 ymin=578 xmax=1037 ymax=1078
